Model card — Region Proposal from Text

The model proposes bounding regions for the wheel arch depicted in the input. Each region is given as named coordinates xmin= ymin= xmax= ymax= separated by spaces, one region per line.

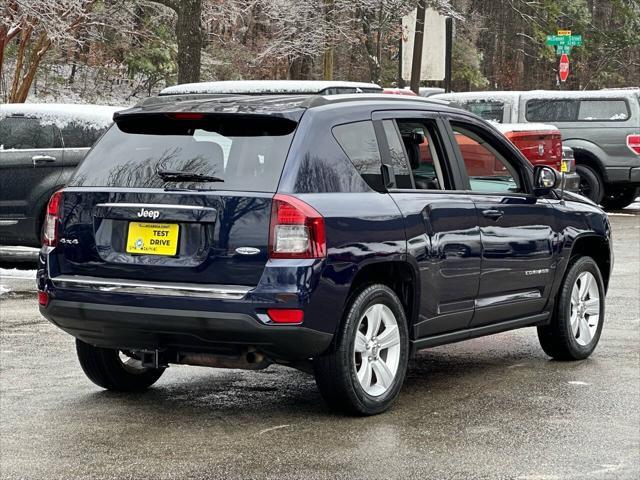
xmin=567 ymin=234 xmax=612 ymax=292
xmin=564 ymin=140 xmax=607 ymax=180
xmin=344 ymin=260 xmax=420 ymax=339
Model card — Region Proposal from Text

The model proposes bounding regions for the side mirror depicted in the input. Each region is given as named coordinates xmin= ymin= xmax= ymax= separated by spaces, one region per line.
xmin=533 ymin=165 xmax=559 ymax=196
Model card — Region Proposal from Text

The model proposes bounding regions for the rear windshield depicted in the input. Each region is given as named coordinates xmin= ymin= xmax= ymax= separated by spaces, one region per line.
xmin=69 ymin=114 xmax=296 ymax=192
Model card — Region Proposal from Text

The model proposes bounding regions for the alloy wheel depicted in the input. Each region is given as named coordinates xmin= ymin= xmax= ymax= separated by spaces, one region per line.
xmin=570 ymin=271 xmax=601 ymax=346
xmin=353 ymin=303 xmax=401 ymax=397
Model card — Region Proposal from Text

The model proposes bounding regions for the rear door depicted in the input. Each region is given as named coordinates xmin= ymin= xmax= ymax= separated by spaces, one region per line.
xmin=373 ymin=110 xmax=482 ymax=337
xmin=0 ymin=115 xmax=64 ymax=232
xmin=444 ymin=114 xmax=558 ymax=327
xmin=53 ymin=112 xmax=297 ymax=286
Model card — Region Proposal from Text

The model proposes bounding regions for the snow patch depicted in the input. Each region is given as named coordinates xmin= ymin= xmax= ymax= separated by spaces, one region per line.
xmin=0 ymin=268 xmax=37 ymax=280
xmin=160 ymin=80 xmax=382 ymax=96
xmin=495 ymin=123 xmax=559 ymax=133
xmin=0 ymin=103 xmax=125 ymax=130
xmin=0 ymin=285 xmax=10 ymax=296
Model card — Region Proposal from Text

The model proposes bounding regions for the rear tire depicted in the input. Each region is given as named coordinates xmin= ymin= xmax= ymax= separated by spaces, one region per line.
xmin=576 ymin=164 xmax=604 ymax=204
xmin=313 ymin=284 xmax=409 ymax=415
xmin=537 ymin=256 xmax=604 ymax=361
xmin=76 ymin=339 xmax=165 ymax=391
xmin=600 ymin=186 xmax=638 ymax=210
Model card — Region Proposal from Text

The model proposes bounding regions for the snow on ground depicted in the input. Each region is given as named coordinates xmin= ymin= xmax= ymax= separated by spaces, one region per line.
xmin=0 ymin=285 xmax=10 ymax=296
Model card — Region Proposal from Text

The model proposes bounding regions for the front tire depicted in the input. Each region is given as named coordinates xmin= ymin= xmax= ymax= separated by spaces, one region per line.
xmin=76 ymin=339 xmax=165 ymax=391
xmin=537 ymin=256 xmax=605 ymax=360
xmin=313 ymin=284 xmax=409 ymax=415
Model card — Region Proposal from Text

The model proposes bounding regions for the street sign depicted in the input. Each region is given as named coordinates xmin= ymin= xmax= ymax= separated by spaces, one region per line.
xmin=559 ymin=53 xmax=570 ymax=82
xmin=558 ymin=29 xmax=571 ymax=36
xmin=556 ymin=45 xmax=572 ymax=55
xmin=566 ymin=35 xmax=582 ymax=46
xmin=546 ymin=34 xmax=582 ymax=47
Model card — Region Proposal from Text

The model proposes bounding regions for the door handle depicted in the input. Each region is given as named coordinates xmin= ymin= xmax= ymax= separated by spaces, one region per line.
xmin=32 ymin=155 xmax=57 ymax=166
xmin=482 ymin=209 xmax=504 ymax=220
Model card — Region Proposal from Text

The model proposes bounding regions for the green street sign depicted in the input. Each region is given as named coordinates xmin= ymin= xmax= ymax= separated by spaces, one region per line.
xmin=546 ymin=35 xmax=563 ymax=45
xmin=546 ymin=34 xmax=582 ymax=47
xmin=556 ymin=45 xmax=572 ymax=55
xmin=566 ymin=35 xmax=582 ymax=46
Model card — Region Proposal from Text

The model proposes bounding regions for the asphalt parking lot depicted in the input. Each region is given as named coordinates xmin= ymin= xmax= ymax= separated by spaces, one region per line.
xmin=1 ymin=210 xmax=639 ymax=479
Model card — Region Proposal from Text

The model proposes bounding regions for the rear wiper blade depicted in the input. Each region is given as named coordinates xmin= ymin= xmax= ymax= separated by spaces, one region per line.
xmin=157 ymin=169 xmax=224 ymax=183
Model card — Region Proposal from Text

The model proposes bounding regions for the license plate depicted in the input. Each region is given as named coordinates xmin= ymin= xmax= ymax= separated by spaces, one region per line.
xmin=126 ymin=222 xmax=179 ymax=256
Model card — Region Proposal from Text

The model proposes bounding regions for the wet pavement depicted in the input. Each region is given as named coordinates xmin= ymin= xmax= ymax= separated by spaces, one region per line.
xmin=1 ymin=213 xmax=639 ymax=479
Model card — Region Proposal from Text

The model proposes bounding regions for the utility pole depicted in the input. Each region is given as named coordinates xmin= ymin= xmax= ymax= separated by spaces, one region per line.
xmin=410 ymin=0 xmax=427 ymax=95
xmin=444 ymin=17 xmax=453 ymax=92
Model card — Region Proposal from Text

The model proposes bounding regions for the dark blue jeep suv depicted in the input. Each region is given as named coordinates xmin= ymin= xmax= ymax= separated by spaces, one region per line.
xmin=37 ymin=94 xmax=612 ymax=415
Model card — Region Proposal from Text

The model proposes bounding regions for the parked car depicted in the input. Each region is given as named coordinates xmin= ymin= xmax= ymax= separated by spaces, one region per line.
xmin=494 ymin=123 xmax=580 ymax=193
xmin=0 ymin=103 xmax=123 ymax=247
xmin=38 ymin=94 xmax=611 ymax=415
xmin=432 ymin=89 xmax=640 ymax=208
xmin=383 ymin=88 xmax=418 ymax=96
xmin=159 ymin=80 xmax=383 ymax=96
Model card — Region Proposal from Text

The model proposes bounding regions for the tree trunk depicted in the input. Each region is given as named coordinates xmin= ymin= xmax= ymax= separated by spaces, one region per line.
xmin=176 ymin=0 xmax=202 ymax=84
xmin=14 ymin=32 xmax=51 ymax=102
xmin=323 ymin=47 xmax=334 ymax=80
xmin=150 ymin=0 xmax=202 ymax=84
xmin=322 ymin=0 xmax=334 ymax=80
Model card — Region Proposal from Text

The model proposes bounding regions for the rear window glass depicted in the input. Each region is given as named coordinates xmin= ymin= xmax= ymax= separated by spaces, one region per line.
xmin=577 ymin=100 xmax=629 ymax=121
xmin=526 ymin=98 xmax=630 ymax=122
xmin=332 ymin=121 xmax=383 ymax=190
xmin=454 ymin=100 xmax=505 ymax=123
xmin=69 ymin=114 xmax=296 ymax=192
xmin=525 ymin=99 xmax=579 ymax=122
xmin=61 ymin=121 xmax=107 ymax=148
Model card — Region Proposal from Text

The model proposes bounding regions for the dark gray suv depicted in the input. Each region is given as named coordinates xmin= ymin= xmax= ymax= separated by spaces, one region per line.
xmin=433 ymin=89 xmax=640 ymax=209
xmin=0 ymin=104 xmax=122 ymax=247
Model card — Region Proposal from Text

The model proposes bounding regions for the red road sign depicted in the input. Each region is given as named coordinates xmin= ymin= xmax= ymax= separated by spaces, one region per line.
xmin=559 ymin=53 xmax=570 ymax=82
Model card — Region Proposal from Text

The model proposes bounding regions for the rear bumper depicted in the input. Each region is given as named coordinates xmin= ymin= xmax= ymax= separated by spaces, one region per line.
xmin=40 ymin=300 xmax=333 ymax=361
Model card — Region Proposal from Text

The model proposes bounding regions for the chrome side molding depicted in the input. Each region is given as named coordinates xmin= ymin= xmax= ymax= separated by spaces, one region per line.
xmin=50 ymin=275 xmax=251 ymax=300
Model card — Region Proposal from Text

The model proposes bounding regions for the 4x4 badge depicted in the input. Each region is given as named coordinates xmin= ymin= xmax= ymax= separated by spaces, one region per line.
xmin=235 ymin=247 xmax=260 ymax=256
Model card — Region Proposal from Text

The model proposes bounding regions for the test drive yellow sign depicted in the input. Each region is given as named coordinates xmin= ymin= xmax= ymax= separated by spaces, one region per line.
xmin=126 ymin=222 xmax=179 ymax=256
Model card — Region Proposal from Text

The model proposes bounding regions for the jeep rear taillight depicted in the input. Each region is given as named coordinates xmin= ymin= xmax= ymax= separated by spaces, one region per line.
xmin=627 ymin=134 xmax=640 ymax=155
xmin=269 ymin=194 xmax=326 ymax=259
xmin=43 ymin=190 xmax=63 ymax=247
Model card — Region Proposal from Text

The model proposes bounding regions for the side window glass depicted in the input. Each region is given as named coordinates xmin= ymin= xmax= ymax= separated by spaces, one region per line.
xmin=0 ymin=117 xmax=60 ymax=149
xmin=61 ymin=121 xmax=106 ymax=148
xmin=397 ymin=120 xmax=446 ymax=191
xmin=464 ymin=101 xmax=505 ymax=123
xmin=525 ymin=99 xmax=579 ymax=122
xmin=578 ymin=100 xmax=629 ymax=121
xmin=452 ymin=124 xmax=521 ymax=193
xmin=381 ymin=120 xmax=412 ymax=188
xmin=333 ymin=121 xmax=383 ymax=190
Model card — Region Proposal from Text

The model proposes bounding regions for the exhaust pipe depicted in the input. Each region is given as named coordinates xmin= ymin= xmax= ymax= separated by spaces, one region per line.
xmin=179 ymin=349 xmax=271 ymax=370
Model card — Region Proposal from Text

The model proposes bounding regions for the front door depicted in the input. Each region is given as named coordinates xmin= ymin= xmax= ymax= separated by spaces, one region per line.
xmin=374 ymin=111 xmax=482 ymax=338
xmin=446 ymin=117 xmax=559 ymax=327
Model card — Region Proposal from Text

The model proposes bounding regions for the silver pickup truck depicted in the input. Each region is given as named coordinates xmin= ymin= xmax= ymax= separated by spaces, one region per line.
xmin=433 ymin=89 xmax=640 ymax=209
